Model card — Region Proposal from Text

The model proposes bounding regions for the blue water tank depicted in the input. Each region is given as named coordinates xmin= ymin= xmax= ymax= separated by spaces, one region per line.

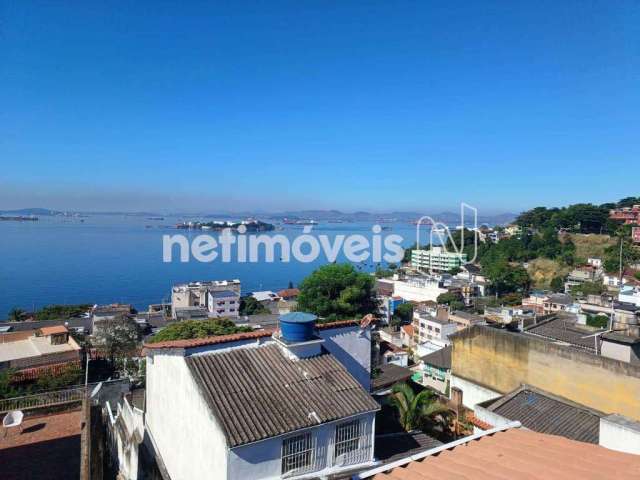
xmin=280 ymin=312 xmax=318 ymax=342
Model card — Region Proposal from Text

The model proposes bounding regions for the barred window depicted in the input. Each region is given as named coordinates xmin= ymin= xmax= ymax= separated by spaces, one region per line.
xmin=281 ymin=432 xmax=313 ymax=475
xmin=334 ymin=420 xmax=360 ymax=458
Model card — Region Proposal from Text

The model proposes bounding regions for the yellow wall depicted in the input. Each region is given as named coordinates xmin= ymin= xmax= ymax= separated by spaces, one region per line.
xmin=452 ymin=326 xmax=640 ymax=420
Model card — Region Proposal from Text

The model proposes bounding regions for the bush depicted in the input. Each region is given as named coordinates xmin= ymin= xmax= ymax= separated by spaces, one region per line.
xmin=148 ymin=318 xmax=252 ymax=343
xmin=586 ymin=314 xmax=609 ymax=329
xmin=239 ymin=296 xmax=270 ymax=315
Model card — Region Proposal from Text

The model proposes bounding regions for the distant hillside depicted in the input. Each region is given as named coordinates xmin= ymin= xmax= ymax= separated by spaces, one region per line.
xmin=266 ymin=210 xmax=517 ymax=225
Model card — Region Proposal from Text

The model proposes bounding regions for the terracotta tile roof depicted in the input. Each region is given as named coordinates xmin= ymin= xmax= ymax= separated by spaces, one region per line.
xmin=276 ymin=288 xmax=300 ymax=298
xmin=144 ymin=319 xmax=362 ymax=350
xmin=38 ymin=325 xmax=69 ymax=336
xmin=186 ymin=344 xmax=379 ymax=447
xmin=12 ymin=360 xmax=81 ymax=381
xmin=401 ymin=325 xmax=414 ymax=336
xmin=364 ymin=428 xmax=640 ymax=480
xmin=466 ymin=413 xmax=493 ymax=431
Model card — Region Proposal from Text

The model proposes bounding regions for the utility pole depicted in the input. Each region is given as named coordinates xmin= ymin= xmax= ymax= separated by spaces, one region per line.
xmin=619 ymin=234 xmax=624 ymax=284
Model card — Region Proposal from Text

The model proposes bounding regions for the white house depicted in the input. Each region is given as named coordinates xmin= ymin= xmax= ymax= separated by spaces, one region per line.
xmin=143 ymin=319 xmax=377 ymax=480
xmin=619 ymin=286 xmax=640 ymax=307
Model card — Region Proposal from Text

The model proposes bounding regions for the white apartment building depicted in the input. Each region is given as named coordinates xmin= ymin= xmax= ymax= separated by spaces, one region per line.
xmin=171 ymin=280 xmax=241 ymax=318
xmin=413 ymin=311 xmax=458 ymax=346
xmin=207 ymin=290 xmax=240 ymax=318
xmin=411 ymin=247 xmax=468 ymax=272
xmin=392 ymin=276 xmax=448 ymax=303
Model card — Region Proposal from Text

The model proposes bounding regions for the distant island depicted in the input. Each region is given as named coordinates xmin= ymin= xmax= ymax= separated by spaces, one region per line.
xmin=175 ymin=219 xmax=275 ymax=232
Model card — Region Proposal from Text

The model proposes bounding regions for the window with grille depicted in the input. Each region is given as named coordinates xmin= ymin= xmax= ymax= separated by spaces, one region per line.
xmin=334 ymin=420 xmax=361 ymax=458
xmin=281 ymin=432 xmax=313 ymax=475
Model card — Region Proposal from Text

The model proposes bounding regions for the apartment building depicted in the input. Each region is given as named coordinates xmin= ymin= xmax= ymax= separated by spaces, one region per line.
xmin=411 ymin=246 xmax=467 ymax=272
xmin=171 ymin=279 xmax=241 ymax=318
xmin=206 ymin=290 xmax=240 ymax=318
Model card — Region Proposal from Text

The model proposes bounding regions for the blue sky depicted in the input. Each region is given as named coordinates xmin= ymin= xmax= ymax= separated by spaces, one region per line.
xmin=1 ymin=1 xmax=639 ymax=213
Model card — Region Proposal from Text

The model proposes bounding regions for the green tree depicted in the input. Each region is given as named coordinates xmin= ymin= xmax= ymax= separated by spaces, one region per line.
xmin=436 ymin=292 xmax=465 ymax=310
xmin=35 ymin=304 xmax=93 ymax=320
xmin=93 ymin=316 xmax=139 ymax=361
xmin=481 ymin=255 xmax=530 ymax=295
xmin=402 ymin=243 xmax=418 ymax=263
xmin=0 ymin=369 xmax=19 ymax=400
xmin=570 ymin=281 xmax=604 ymax=298
xmin=297 ymin=263 xmax=378 ymax=320
xmin=389 ymin=382 xmax=450 ymax=432
xmin=148 ymin=318 xmax=252 ymax=343
xmin=392 ymin=302 xmax=413 ymax=325
xmin=8 ymin=308 xmax=26 ymax=322
xmin=550 ymin=276 xmax=565 ymax=293
xmin=586 ymin=314 xmax=609 ymax=329
xmin=603 ymin=232 xmax=640 ymax=274
xmin=375 ymin=267 xmax=394 ymax=278
xmin=239 ymin=296 xmax=270 ymax=315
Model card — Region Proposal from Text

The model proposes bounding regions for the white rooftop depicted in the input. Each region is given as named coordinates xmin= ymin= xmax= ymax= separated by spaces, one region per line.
xmin=0 ymin=335 xmax=80 ymax=363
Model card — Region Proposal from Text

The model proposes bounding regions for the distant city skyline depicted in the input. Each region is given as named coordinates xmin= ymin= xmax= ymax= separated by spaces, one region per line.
xmin=2 ymin=2 xmax=639 ymax=213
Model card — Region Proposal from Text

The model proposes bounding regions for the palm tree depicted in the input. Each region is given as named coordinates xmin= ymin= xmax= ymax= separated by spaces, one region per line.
xmin=8 ymin=308 xmax=26 ymax=322
xmin=389 ymin=382 xmax=450 ymax=432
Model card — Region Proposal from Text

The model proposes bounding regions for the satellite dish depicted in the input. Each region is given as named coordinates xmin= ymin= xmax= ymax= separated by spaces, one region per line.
xmin=90 ymin=382 xmax=103 ymax=399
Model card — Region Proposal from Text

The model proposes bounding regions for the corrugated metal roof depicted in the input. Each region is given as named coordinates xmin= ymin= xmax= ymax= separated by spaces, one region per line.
xmin=420 ymin=346 xmax=451 ymax=370
xmin=525 ymin=316 xmax=598 ymax=352
xmin=375 ymin=431 xmax=443 ymax=464
xmin=486 ymin=386 xmax=603 ymax=444
xmin=367 ymin=428 xmax=640 ymax=480
xmin=185 ymin=344 xmax=379 ymax=447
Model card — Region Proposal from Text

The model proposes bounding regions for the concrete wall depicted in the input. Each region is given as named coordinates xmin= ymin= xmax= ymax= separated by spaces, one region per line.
xmin=227 ymin=413 xmax=375 ymax=480
xmin=599 ymin=414 xmax=640 ymax=455
xmin=451 ymin=326 xmax=640 ymax=420
xmin=450 ymin=375 xmax=501 ymax=409
xmin=601 ymin=340 xmax=631 ymax=363
xmin=319 ymin=326 xmax=371 ymax=391
xmin=146 ymin=352 xmax=228 ymax=480
xmin=473 ymin=404 xmax=512 ymax=432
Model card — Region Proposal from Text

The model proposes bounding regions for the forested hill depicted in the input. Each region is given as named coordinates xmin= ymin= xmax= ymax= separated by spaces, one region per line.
xmin=515 ymin=196 xmax=640 ymax=234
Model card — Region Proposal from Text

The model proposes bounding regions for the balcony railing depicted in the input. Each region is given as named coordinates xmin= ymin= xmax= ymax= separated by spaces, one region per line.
xmin=0 ymin=385 xmax=86 ymax=413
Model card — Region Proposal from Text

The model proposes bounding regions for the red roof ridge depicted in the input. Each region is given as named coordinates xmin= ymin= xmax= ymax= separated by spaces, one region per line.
xmin=467 ymin=413 xmax=493 ymax=431
xmin=144 ymin=329 xmax=274 ymax=350
xmin=38 ymin=325 xmax=69 ymax=335
xmin=144 ymin=318 xmax=363 ymax=350
xmin=316 ymin=319 xmax=360 ymax=330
